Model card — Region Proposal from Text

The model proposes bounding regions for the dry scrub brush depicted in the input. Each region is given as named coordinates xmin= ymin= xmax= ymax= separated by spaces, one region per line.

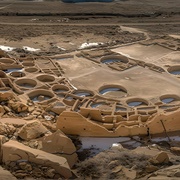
xmin=76 ymin=148 xmax=150 ymax=179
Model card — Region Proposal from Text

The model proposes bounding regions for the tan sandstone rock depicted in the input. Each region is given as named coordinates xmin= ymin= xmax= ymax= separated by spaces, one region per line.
xmin=122 ymin=167 xmax=137 ymax=179
xmin=0 ymin=122 xmax=15 ymax=135
xmin=18 ymin=120 xmax=48 ymax=140
xmin=150 ymin=151 xmax=169 ymax=164
xmin=0 ymin=135 xmax=7 ymax=163
xmin=2 ymin=140 xmax=72 ymax=178
xmin=0 ymin=105 xmax=5 ymax=117
xmin=38 ymin=129 xmax=78 ymax=167
xmin=170 ymin=147 xmax=180 ymax=155
xmin=8 ymin=101 xmax=28 ymax=113
xmin=0 ymin=92 xmax=14 ymax=101
xmin=0 ymin=166 xmax=17 ymax=180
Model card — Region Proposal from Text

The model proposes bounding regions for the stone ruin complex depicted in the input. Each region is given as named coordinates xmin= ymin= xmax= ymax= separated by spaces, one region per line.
xmin=0 ymin=44 xmax=179 ymax=138
xmin=0 ymin=41 xmax=179 ymax=178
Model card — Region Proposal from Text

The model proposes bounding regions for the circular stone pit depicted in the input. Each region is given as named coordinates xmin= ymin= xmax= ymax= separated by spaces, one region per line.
xmin=160 ymin=94 xmax=180 ymax=104
xmin=72 ymin=89 xmax=94 ymax=97
xmin=3 ymin=68 xmax=23 ymax=73
xmin=9 ymin=71 xmax=25 ymax=78
xmin=0 ymin=58 xmax=15 ymax=64
xmin=90 ymin=102 xmax=107 ymax=108
xmin=167 ymin=65 xmax=180 ymax=75
xmin=99 ymin=85 xmax=127 ymax=98
xmin=15 ymin=78 xmax=37 ymax=89
xmin=126 ymin=98 xmax=149 ymax=107
xmin=22 ymin=61 xmax=35 ymax=67
xmin=36 ymin=74 xmax=55 ymax=83
xmin=25 ymin=67 xmax=39 ymax=73
xmin=100 ymin=55 xmax=128 ymax=64
xmin=28 ymin=89 xmax=54 ymax=102
xmin=52 ymin=84 xmax=69 ymax=93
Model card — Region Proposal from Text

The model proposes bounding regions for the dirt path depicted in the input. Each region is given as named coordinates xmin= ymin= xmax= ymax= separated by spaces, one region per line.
xmin=0 ymin=21 xmax=180 ymax=26
xmin=0 ymin=4 xmax=13 ymax=10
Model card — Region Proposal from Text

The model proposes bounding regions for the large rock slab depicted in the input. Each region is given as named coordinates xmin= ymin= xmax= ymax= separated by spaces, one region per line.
xmin=38 ymin=130 xmax=78 ymax=167
xmin=18 ymin=120 xmax=48 ymax=140
xmin=2 ymin=140 xmax=72 ymax=178
xmin=0 ymin=118 xmax=26 ymax=127
xmin=0 ymin=166 xmax=16 ymax=180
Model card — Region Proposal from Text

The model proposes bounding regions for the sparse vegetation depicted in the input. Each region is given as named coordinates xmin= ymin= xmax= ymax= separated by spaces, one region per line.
xmin=76 ymin=149 xmax=151 ymax=179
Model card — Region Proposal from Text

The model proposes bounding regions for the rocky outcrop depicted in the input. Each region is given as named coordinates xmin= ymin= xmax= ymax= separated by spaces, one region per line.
xmin=2 ymin=140 xmax=72 ymax=178
xmin=38 ymin=130 xmax=78 ymax=167
xmin=18 ymin=120 xmax=48 ymax=140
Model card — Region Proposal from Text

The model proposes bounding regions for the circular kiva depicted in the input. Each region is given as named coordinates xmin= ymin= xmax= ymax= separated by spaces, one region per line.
xmin=4 ymin=68 xmax=23 ymax=73
xmin=90 ymin=102 xmax=107 ymax=108
xmin=167 ymin=65 xmax=180 ymax=75
xmin=27 ymin=89 xmax=54 ymax=102
xmin=22 ymin=61 xmax=35 ymax=67
xmin=72 ymin=89 xmax=94 ymax=97
xmin=99 ymin=85 xmax=127 ymax=97
xmin=0 ymin=58 xmax=15 ymax=64
xmin=100 ymin=55 xmax=129 ymax=64
xmin=15 ymin=78 xmax=37 ymax=89
xmin=36 ymin=74 xmax=55 ymax=82
xmin=52 ymin=84 xmax=69 ymax=93
xmin=9 ymin=71 xmax=25 ymax=78
xmin=160 ymin=94 xmax=180 ymax=104
xmin=115 ymin=106 xmax=127 ymax=112
xmin=126 ymin=98 xmax=149 ymax=107
xmin=25 ymin=67 xmax=39 ymax=73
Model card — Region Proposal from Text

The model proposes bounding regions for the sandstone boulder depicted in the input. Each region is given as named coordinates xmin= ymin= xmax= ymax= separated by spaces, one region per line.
xmin=38 ymin=130 xmax=77 ymax=167
xmin=2 ymin=140 xmax=72 ymax=178
xmin=0 ymin=118 xmax=27 ymax=127
xmin=0 ymin=122 xmax=15 ymax=136
xmin=0 ymin=166 xmax=17 ymax=180
xmin=150 ymin=151 xmax=169 ymax=164
xmin=0 ymin=92 xmax=14 ymax=102
xmin=18 ymin=120 xmax=48 ymax=140
xmin=8 ymin=101 xmax=28 ymax=113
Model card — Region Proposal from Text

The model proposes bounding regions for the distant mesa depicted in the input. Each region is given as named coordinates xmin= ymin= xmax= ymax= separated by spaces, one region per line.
xmin=62 ymin=0 xmax=113 ymax=3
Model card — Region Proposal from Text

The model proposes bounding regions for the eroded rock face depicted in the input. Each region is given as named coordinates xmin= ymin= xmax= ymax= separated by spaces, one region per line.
xmin=2 ymin=140 xmax=72 ymax=178
xmin=18 ymin=120 xmax=48 ymax=140
xmin=38 ymin=130 xmax=78 ymax=168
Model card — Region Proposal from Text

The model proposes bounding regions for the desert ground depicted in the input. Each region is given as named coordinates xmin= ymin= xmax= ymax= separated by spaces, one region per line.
xmin=0 ymin=0 xmax=180 ymax=179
